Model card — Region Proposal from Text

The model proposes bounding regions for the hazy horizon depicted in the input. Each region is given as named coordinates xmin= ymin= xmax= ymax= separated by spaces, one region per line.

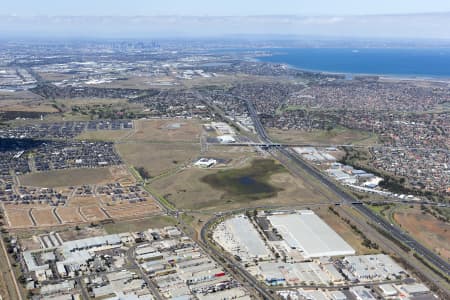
xmin=1 ymin=13 xmax=450 ymax=41
xmin=2 ymin=1 xmax=450 ymax=41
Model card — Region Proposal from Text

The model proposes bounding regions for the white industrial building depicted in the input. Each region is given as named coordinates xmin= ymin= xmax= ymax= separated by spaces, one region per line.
xmin=213 ymin=215 xmax=271 ymax=262
xmin=294 ymin=147 xmax=336 ymax=162
xmin=194 ymin=158 xmax=217 ymax=168
xmin=217 ymin=135 xmax=236 ymax=144
xmin=267 ymin=211 xmax=355 ymax=258
xmin=343 ymin=254 xmax=406 ymax=281
xmin=397 ymin=283 xmax=430 ymax=296
xmin=350 ymin=286 xmax=377 ymax=300
xmin=378 ymin=284 xmax=398 ymax=297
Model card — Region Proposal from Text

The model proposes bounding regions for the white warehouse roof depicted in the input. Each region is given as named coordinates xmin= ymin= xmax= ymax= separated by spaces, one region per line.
xmin=217 ymin=135 xmax=236 ymax=143
xmin=267 ymin=211 xmax=355 ymax=258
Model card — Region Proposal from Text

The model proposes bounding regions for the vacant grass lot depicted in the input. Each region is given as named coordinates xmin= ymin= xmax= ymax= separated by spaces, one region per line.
xmin=116 ymin=142 xmax=200 ymax=177
xmin=129 ymin=119 xmax=202 ymax=143
xmin=150 ymin=158 xmax=326 ymax=211
xmin=19 ymin=167 xmax=113 ymax=187
xmin=114 ymin=118 xmax=203 ymax=177
xmin=0 ymin=90 xmax=42 ymax=102
xmin=104 ymin=215 xmax=177 ymax=234
xmin=0 ymin=102 xmax=58 ymax=113
xmin=394 ymin=206 xmax=450 ymax=260
xmin=77 ymin=129 xmax=131 ymax=141
xmin=202 ymin=145 xmax=261 ymax=168
xmin=315 ymin=206 xmax=380 ymax=255
xmin=268 ymin=127 xmax=377 ymax=146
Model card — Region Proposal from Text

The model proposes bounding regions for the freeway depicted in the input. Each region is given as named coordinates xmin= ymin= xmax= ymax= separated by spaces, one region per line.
xmin=213 ymin=142 xmax=352 ymax=148
xmin=243 ymin=96 xmax=450 ymax=277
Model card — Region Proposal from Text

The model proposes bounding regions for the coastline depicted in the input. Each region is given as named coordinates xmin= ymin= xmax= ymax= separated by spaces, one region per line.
xmin=253 ymin=49 xmax=450 ymax=83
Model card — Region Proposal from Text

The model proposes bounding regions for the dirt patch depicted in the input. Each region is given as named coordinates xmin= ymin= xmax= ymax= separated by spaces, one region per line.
xmin=103 ymin=201 xmax=161 ymax=219
xmin=3 ymin=206 xmax=34 ymax=228
xmin=109 ymin=165 xmax=136 ymax=185
xmin=79 ymin=206 xmax=108 ymax=222
xmin=55 ymin=207 xmax=86 ymax=223
xmin=31 ymin=208 xmax=60 ymax=226
xmin=68 ymin=196 xmax=98 ymax=206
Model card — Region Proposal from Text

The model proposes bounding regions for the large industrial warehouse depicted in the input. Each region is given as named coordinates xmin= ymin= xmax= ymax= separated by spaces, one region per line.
xmin=267 ymin=211 xmax=355 ymax=258
xmin=213 ymin=215 xmax=271 ymax=262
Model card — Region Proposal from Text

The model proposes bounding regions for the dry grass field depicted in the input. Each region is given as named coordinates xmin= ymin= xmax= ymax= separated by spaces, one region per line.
xmin=55 ymin=207 xmax=86 ymax=223
xmin=2 ymin=205 xmax=34 ymax=228
xmin=68 ymin=196 xmax=98 ymax=207
xmin=31 ymin=208 xmax=60 ymax=226
xmin=80 ymin=205 xmax=108 ymax=221
xmin=0 ymin=90 xmax=42 ymax=102
xmin=129 ymin=119 xmax=202 ymax=143
xmin=103 ymin=215 xmax=177 ymax=234
xmin=103 ymin=201 xmax=161 ymax=219
xmin=150 ymin=168 xmax=224 ymax=210
xmin=37 ymin=72 xmax=74 ymax=81
xmin=149 ymin=158 xmax=326 ymax=211
xmin=109 ymin=165 xmax=136 ymax=185
xmin=268 ymin=127 xmax=377 ymax=146
xmin=116 ymin=142 xmax=200 ymax=177
xmin=55 ymin=97 xmax=129 ymax=106
xmin=115 ymin=118 xmax=203 ymax=177
xmin=89 ymin=76 xmax=175 ymax=89
xmin=76 ymin=129 xmax=131 ymax=141
xmin=394 ymin=206 xmax=450 ymax=260
xmin=314 ymin=206 xmax=379 ymax=255
xmin=19 ymin=166 xmax=130 ymax=188
xmin=0 ymin=102 xmax=58 ymax=113
xmin=202 ymin=145 xmax=262 ymax=168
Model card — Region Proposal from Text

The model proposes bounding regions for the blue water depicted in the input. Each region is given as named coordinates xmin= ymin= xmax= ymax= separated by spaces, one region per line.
xmin=257 ymin=48 xmax=450 ymax=78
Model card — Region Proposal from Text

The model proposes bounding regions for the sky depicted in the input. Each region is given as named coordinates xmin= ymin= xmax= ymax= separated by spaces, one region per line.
xmin=3 ymin=0 xmax=450 ymax=16
xmin=1 ymin=1 xmax=450 ymax=39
